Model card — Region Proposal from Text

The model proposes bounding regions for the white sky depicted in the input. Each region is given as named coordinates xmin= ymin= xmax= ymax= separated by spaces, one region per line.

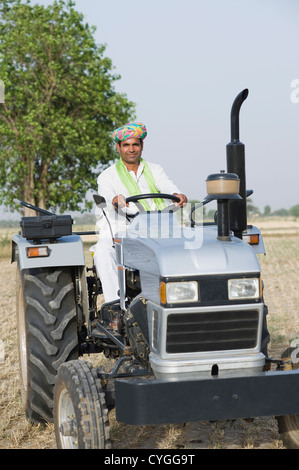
xmin=8 ymin=0 xmax=299 ymax=215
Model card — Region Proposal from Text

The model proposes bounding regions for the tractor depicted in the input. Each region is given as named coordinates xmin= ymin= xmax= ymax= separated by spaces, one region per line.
xmin=12 ymin=90 xmax=299 ymax=449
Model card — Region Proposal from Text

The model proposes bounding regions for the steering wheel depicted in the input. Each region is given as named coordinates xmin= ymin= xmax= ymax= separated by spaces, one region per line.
xmin=125 ymin=193 xmax=181 ymax=217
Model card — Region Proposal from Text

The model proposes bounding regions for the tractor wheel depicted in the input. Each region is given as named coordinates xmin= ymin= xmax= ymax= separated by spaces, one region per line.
xmin=276 ymin=346 xmax=299 ymax=448
xmin=54 ymin=360 xmax=111 ymax=449
xmin=277 ymin=415 xmax=299 ymax=449
xmin=16 ymin=266 xmax=78 ymax=424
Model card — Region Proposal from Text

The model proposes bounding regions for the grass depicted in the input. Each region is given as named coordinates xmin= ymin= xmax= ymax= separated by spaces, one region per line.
xmin=0 ymin=234 xmax=11 ymax=259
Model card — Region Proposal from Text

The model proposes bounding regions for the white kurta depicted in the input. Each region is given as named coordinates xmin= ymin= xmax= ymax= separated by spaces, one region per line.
xmin=94 ymin=160 xmax=181 ymax=302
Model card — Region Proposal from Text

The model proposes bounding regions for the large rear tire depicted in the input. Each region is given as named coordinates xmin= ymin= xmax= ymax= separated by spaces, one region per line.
xmin=54 ymin=360 xmax=111 ymax=449
xmin=16 ymin=266 xmax=78 ymax=423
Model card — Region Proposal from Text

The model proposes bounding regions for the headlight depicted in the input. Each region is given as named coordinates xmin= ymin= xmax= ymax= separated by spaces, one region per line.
xmin=228 ymin=278 xmax=260 ymax=300
xmin=161 ymin=281 xmax=199 ymax=304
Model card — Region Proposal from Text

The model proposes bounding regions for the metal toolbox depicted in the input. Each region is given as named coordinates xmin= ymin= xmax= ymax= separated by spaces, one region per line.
xmin=20 ymin=215 xmax=73 ymax=241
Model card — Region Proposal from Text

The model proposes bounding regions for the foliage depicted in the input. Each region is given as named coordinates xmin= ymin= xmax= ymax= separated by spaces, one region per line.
xmin=263 ymin=205 xmax=271 ymax=217
xmin=246 ymin=200 xmax=299 ymax=218
xmin=0 ymin=0 xmax=135 ymax=214
xmin=0 ymin=219 xmax=19 ymax=227
xmin=271 ymin=208 xmax=289 ymax=217
xmin=247 ymin=198 xmax=261 ymax=217
xmin=289 ymin=204 xmax=299 ymax=218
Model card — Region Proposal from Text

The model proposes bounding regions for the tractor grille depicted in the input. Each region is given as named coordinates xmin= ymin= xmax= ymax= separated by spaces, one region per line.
xmin=166 ymin=309 xmax=259 ymax=354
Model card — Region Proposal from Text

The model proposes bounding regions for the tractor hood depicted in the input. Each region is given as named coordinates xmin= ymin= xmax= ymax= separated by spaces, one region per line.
xmin=119 ymin=212 xmax=261 ymax=277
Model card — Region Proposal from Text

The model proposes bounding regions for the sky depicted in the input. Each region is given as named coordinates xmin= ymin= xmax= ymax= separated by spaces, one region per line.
xmin=6 ymin=0 xmax=299 ymax=217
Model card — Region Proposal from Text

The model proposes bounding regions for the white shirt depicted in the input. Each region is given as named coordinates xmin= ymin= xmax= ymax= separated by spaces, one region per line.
xmin=96 ymin=160 xmax=181 ymax=238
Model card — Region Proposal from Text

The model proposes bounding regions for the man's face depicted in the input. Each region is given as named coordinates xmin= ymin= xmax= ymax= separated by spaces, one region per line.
xmin=117 ymin=138 xmax=143 ymax=166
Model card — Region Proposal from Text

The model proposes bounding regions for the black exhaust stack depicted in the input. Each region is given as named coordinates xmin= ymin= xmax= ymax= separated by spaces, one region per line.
xmin=226 ymin=89 xmax=249 ymax=239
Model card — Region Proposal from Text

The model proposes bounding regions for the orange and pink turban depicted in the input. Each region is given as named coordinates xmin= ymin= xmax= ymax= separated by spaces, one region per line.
xmin=112 ymin=122 xmax=147 ymax=143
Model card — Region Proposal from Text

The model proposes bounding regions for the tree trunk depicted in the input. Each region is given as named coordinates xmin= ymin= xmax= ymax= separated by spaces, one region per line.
xmin=22 ymin=158 xmax=35 ymax=217
xmin=37 ymin=159 xmax=50 ymax=211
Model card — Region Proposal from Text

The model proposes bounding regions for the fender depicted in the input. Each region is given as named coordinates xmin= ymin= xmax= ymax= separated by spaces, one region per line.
xmin=12 ymin=234 xmax=85 ymax=271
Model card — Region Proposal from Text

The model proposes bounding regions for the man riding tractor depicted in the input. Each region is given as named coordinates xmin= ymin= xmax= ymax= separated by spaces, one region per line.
xmin=93 ymin=121 xmax=188 ymax=303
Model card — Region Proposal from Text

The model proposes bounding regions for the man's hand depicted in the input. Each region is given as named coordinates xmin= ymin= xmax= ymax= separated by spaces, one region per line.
xmin=112 ymin=194 xmax=128 ymax=210
xmin=173 ymin=193 xmax=188 ymax=207
xmin=112 ymin=193 xmax=188 ymax=210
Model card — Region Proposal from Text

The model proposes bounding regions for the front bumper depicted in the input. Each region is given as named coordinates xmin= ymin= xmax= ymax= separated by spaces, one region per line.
xmin=115 ymin=369 xmax=299 ymax=425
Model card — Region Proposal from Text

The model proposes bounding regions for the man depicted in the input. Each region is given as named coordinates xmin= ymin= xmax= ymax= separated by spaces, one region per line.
xmin=94 ymin=121 xmax=187 ymax=302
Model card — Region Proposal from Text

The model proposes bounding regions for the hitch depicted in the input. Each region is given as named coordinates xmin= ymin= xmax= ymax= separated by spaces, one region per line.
xmin=265 ymin=356 xmax=293 ymax=370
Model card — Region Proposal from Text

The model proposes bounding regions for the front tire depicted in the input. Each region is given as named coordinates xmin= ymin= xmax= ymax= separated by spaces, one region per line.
xmin=54 ymin=360 xmax=111 ymax=449
xmin=277 ymin=415 xmax=299 ymax=449
xmin=16 ymin=266 xmax=78 ymax=423
xmin=276 ymin=346 xmax=299 ymax=448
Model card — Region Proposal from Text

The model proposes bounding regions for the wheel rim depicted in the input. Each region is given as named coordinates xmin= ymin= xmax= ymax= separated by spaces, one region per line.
xmin=57 ymin=388 xmax=78 ymax=449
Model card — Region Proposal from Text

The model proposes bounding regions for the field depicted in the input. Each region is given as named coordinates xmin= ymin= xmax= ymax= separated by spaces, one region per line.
xmin=0 ymin=217 xmax=299 ymax=449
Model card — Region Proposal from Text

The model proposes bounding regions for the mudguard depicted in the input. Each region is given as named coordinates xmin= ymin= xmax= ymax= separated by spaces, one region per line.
xmin=12 ymin=234 xmax=85 ymax=271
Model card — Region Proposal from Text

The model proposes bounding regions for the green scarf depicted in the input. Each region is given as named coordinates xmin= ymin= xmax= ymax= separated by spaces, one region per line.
xmin=115 ymin=158 xmax=166 ymax=211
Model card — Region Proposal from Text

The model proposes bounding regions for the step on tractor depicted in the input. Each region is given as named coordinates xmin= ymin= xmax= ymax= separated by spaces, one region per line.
xmin=12 ymin=90 xmax=299 ymax=449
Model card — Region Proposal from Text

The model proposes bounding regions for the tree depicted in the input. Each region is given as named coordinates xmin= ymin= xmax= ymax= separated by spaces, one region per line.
xmin=0 ymin=0 xmax=135 ymax=215
xmin=290 ymin=204 xmax=299 ymax=218
xmin=263 ymin=205 xmax=271 ymax=217
xmin=272 ymin=208 xmax=289 ymax=217
xmin=246 ymin=198 xmax=261 ymax=217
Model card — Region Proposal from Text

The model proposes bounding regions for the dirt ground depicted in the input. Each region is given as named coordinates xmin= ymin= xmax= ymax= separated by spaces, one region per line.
xmin=0 ymin=218 xmax=299 ymax=449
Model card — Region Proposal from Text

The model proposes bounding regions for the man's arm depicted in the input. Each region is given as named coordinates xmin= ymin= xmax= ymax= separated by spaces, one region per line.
xmin=150 ymin=163 xmax=188 ymax=207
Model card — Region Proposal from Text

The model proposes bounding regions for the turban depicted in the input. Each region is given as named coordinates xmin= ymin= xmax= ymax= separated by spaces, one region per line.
xmin=112 ymin=122 xmax=147 ymax=143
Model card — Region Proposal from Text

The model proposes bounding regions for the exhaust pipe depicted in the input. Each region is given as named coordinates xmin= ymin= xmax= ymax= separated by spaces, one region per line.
xmin=226 ymin=89 xmax=249 ymax=239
